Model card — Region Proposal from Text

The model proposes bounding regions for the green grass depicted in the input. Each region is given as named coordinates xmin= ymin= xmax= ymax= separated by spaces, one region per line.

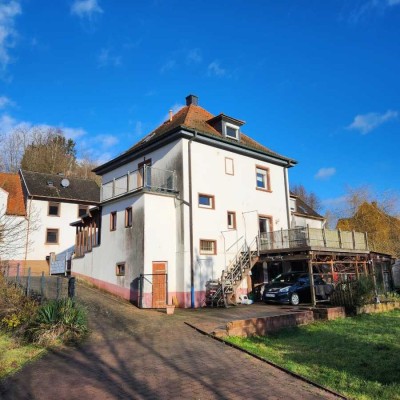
xmin=0 ymin=332 xmax=45 ymax=379
xmin=226 ymin=310 xmax=400 ymax=400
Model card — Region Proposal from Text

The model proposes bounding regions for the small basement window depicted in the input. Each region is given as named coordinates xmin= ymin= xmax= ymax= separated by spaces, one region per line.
xmin=48 ymin=202 xmax=60 ymax=216
xmin=46 ymin=228 xmax=59 ymax=244
xmin=116 ymin=262 xmax=125 ymax=276
xmin=198 ymin=194 xmax=215 ymax=209
xmin=200 ymin=239 xmax=217 ymax=255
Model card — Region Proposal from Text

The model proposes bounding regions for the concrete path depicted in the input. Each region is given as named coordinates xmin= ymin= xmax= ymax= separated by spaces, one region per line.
xmin=0 ymin=284 xmax=339 ymax=399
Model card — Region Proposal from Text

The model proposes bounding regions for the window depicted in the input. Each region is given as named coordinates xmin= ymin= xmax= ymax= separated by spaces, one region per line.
xmin=290 ymin=198 xmax=296 ymax=212
xmin=259 ymin=216 xmax=272 ymax=235
xmin=200 ymin=239 xmax=217 ymax=255
xmin=48 ymin=202 xmax=60 ymax=216
xmin=198 ymin=193 xmax=215 ymax=209
xmin=110 ymin=212 xmax=117 ymax=231
xmin=46 ymin=228 xmax=59 ymax=244
xmin=224 ymin=123 xmax=239 ymax=140
xmin=227 ymin=211 xmax=236 ymax=229
xmin=78 ymin=205 xmax=88 ymax=218
xmin=256 ymin=166 xmax=271 ymax=191
xmin=125 ymin=207 xmax=132 ymax=228
xmin=116 ymin=262 xmax=125 ymax=276
xmin=225 ymin=157 xmax=234 ymax=175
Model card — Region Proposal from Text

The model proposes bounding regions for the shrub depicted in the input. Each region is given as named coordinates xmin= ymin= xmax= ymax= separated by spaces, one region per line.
xmin=331 ymin=275 xmax=376 ymax=312
xmin=0 ymin=275 xmax=39 ymax=333
xmin=26 ymin=298 xmax=88 ymax=346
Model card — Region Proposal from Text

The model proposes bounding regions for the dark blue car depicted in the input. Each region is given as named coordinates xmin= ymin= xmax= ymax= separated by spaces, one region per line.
xmin=263 ymin=272 xmax=330 ymax=306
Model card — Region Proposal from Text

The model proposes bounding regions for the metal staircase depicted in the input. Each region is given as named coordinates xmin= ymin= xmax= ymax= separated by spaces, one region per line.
xmin=205 ymin=236 xmax=259 ymax=307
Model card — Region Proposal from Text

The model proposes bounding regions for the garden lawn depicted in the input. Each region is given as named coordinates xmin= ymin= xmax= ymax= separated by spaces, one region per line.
xmin=226 ymin=310 xmax=400 ymax=400
xmin=0 ymin=332 xmax=45 ymax=379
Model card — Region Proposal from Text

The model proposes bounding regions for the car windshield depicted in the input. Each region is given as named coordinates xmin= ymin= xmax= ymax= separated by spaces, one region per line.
xmin=272 ymin=273 xmax=305 ymax=284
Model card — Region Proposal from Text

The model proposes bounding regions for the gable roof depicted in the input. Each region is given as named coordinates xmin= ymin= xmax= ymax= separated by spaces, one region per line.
xmin=290 ymin=193 xmax=324 ymax=220
xmin=20 ymin=170 xmax=100 ymax=204
xmin=0 ymin=173 xmax=26 ymax=216
xmin=95 ymin=99 xmax=296 ymax=173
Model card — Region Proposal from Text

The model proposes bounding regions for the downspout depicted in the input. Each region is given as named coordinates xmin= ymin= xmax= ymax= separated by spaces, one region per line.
xmin=188 ymin=131 xmax=197 ymax=308
xmin=283 ymin=164 xmax=291 ymax=229
xmin=24 ymin=197 xmax=32 ymax=263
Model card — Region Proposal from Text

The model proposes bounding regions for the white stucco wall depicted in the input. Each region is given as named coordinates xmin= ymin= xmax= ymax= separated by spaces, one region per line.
xmin=26 ymin=199 xmax=94 ymax=261
xmin=185 ymin=139 xmax=290 ymax=297
xmin=291 ymin=214 xmax=325 ymax=229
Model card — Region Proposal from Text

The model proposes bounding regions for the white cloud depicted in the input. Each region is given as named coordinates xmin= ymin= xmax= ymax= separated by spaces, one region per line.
xmin=95 ymin=134 xmax=118 ymax=147
xmin=63 ymin=127 xmax=87 ymax=140
xmin=98 ymin=48 xmax=121 ymax=68
xmin=71 ymin=0 xmax=103 ymax=19
xmin=207 ymin=61 xmax=226 ymax=77
xmin=186 ymin=48 xmax=202 ymax=64
xmin=349 ymin=0 xmax=400 ymax=22
xmin=160 ymin=59 xmax=176 ymax=73
xmin=315 ymin=167 xmax=336 ymax=180
xmin=0 ymin=0 xmax=22 ymax=72
xmin=0 ymin=95 xmax=14 ymax=108
xmin=347 ymin=110 xmax=398 ymax=134
xmin=162 ymin=103 xmax=184 ymax=122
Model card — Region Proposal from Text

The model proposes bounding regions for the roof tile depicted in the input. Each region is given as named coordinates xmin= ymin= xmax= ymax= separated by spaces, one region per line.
xmin=0 ymin=173 xmax=26 ymax=216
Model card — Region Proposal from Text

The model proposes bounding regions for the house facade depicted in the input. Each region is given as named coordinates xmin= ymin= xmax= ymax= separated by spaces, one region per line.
xmin=71 ymin=95 xmax=297 ymax=308
xmin=290 ymin=194 xmax=325 ymax=229
xmin=0 ymin=170 xmax=99 ymax=274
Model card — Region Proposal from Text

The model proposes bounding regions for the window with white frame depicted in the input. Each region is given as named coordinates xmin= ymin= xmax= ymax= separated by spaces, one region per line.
xmin=198 ymin=193 xmax=215 ymax=209
xmin=225 ymin=157 xmax=234 ymax=175
xmin=227 ymin=211 xmax=236 ymax=229
xmin=224 ymin=123 xmax=239 ymax=140
xmin=256 ymin=166 xmax=270 ymax=191
xmin=200 ymin=239 xmax=217 ymax=255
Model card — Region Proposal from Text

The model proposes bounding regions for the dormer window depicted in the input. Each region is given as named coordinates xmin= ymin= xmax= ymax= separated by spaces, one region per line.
xmin=207 ymin=113 xmax=245 ymax=141
xmin=225 ymin=123 xmax=239 ymax=140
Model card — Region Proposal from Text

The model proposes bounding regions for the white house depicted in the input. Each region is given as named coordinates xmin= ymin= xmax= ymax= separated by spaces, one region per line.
xmin=0 ymin=173 xmax=28 ymax=265
xmin=0 ymin=170 xmax=100 ymax=274
xmin=289 ymin=193 xmax=325 ymax=229
xmin=71 ymin=94 xmax=297 ymax=308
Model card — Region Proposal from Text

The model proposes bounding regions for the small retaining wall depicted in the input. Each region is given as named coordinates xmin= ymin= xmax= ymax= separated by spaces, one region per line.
xmin=225 ymin=311 xmax=314 ymax=337
xmin=312 ymin=306 xmax=345 ymax=320
xmin=356 ymin=301 xmax=400 ymax=315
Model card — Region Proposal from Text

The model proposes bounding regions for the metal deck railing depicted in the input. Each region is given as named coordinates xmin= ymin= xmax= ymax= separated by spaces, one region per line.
xmin=101 ymin=165 xmax=177 ymax=201
xmin=259 ymin=227 xmax=368 ymax=252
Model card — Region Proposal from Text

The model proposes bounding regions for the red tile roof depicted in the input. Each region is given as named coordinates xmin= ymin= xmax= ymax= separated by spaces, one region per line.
xmin=0 ymin=173 xmax=26 ymax=216
xmin=126 ymin=104 xmax=292 ymax=160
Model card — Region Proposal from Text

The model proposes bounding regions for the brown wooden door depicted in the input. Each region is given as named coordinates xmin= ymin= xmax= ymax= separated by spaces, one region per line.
xmin=152 ymin=262 xmax=167 ymax=308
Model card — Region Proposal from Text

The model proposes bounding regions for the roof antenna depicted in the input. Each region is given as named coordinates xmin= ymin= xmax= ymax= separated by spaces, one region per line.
xmin=169 ymin=109 xmax=173 ymax=122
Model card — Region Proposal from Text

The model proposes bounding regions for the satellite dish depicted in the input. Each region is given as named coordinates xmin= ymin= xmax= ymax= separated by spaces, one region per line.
xmin=61 ymin=178 xmax=70 ymax=188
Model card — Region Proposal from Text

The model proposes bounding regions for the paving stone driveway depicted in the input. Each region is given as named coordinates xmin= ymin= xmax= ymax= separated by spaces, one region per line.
xmin=0 ymin=284 xmax=339 ymax=399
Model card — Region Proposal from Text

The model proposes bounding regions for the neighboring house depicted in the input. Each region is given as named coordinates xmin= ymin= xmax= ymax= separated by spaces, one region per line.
xmin=0 ymin=170 xmax=100 ymax=274
xmin=71 ymin=94 xmax=297 ymax=308
xmin=0 ymin=173 xmax=27 ymax=263
xmin=289 ymin=193 xmax=325 ymax=229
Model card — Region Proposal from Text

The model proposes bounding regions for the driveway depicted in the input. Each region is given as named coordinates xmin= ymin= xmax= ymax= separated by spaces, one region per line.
xmin=0 ymin=283 xmax=339 ymax=399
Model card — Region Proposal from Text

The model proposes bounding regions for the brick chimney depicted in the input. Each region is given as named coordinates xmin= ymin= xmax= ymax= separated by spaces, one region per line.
xmin=186 ymin=94 xmax=198 ymax=106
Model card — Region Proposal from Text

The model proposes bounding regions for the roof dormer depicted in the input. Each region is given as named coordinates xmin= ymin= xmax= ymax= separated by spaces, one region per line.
xmin=207 ymin=113 xmax=245 ymax=141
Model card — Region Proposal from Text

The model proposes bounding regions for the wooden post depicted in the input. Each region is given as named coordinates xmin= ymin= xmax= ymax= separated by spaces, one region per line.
xmin=26 ymin=267 xmax=31 ymax=296
xmin=40 ymin=272 xmax=45 ymax=302
xmin=352 ymin=230 xmax=356 ymax=250
xmin=308 ymin=253 xmax=316 ymax=307
xmin=322 ymin=227 xmax=327 ymax=247
xmin=306 ymin=224 xmax=310 ymax=246
xmin=338 ymin=229 xmax=342 ymax=248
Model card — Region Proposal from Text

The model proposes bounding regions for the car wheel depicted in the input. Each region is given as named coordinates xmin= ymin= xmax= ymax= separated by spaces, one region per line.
xmin=290 ymin=292 xmax=300 ymax=306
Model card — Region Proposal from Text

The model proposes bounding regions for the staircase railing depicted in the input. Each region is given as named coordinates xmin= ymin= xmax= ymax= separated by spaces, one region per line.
xmin=206 ymin=235 xmax=259 ymax=307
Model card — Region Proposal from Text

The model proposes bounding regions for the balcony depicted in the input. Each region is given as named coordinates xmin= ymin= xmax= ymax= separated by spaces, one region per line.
xmin=101 ymin=165 xmax=178 ymax=202
xmin=259 ymin=227 xmax=369 ymax=252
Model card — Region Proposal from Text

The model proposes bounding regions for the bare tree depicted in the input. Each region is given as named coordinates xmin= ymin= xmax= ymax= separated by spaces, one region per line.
xmin=0 ymin=127 xmax=32 ymax=173
xmin=291 ymin=184 xmax=322 ymax=212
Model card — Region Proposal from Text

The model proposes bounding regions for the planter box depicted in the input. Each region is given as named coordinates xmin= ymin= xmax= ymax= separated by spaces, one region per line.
xmin=166 ymin=305 xmax=175 ymax=315
xmin=312 ymin=306 xmax=345 ymax=321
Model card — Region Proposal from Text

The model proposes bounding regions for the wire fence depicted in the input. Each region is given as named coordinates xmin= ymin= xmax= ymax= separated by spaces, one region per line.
xmin=0 ymin=264 xmax=76 ymax=302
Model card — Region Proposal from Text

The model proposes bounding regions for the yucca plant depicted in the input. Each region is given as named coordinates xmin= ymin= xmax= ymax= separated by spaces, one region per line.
xmin=27 ymin=298 xmax=88 ymax=346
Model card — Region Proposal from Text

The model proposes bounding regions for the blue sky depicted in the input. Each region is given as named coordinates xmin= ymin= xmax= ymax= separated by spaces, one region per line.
xmin=0 ymin=0 xmax=399 ymax=212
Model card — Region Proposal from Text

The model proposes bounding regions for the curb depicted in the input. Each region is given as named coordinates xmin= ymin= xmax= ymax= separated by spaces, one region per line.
xmin=185 ymin=321 xmax=347 ymax=400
